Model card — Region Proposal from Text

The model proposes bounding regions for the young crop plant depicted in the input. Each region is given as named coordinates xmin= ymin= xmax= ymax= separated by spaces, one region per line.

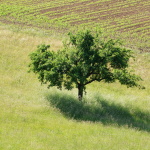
xmin=29 ymin=29 xmax=144 ymax=101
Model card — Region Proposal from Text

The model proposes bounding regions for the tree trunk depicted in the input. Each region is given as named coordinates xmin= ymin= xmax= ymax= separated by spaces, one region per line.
xmin=78 ymin=84 xmax=84 ymax=101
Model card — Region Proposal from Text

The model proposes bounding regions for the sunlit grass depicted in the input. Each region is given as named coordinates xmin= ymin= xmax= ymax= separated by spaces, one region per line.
xmin=0 ymin=25 xmax=150 ymax=150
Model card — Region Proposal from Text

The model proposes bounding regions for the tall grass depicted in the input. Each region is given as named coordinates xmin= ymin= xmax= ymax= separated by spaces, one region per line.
xmin=46 ymin=89 xmax=150 ymax=132
xmin=0 ymin=25 xmax=150 ymax=150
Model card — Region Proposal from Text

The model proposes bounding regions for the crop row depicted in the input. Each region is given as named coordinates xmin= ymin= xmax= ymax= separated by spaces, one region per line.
xmin=1 ymin=0 xmax=149 ymax=29
xmin=0 ymin=0 xmax=149 ymax=51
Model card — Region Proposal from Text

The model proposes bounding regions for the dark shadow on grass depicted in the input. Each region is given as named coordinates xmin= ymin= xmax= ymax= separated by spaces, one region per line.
xmin=46 ymin=92 xmax=150 ymax=132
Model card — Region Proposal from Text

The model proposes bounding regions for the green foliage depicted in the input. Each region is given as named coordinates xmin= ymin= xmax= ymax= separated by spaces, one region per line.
xmin=29 ymin=30 xmax=143 ymax=100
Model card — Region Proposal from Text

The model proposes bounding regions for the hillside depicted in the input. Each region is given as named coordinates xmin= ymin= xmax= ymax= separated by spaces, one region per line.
xmin=0 ymin=0 xmax=150 ymax=149
xmin=0 ymin=25 xmax=150 ymax=149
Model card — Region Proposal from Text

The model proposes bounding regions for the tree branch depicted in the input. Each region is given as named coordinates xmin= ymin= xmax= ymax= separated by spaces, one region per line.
xmin=84 ymin=78 xmax=104 ymax=85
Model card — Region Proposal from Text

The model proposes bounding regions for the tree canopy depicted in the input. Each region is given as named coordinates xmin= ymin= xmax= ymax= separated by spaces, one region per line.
xmin=29 ymin=30 xmax=143 ymax=100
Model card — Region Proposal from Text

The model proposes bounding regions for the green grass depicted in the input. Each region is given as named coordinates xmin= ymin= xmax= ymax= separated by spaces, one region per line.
xmin=0 ymin=25 xmax=150 ymax=150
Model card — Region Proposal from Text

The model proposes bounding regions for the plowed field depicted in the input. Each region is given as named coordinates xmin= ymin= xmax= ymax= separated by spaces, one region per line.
xmin=0 ymin=0 xmax=150 ymax=51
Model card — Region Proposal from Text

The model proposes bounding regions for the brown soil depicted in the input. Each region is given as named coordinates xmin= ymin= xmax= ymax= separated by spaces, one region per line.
xmin=1 ymin=0 xmax=150 ymax=36
xmin=37 ymin=0 xmax=150 ymax=36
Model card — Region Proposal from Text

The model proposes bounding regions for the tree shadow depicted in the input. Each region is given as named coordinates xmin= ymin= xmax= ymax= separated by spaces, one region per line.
xmin=46 ymin=92 xmax=150 ymax=132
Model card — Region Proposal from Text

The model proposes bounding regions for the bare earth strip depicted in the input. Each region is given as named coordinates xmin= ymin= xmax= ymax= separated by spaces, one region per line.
xmin=37 ymin=0 xmax=150 ymax=35
xmin=0 ymin=0 xmax=150 ymax=51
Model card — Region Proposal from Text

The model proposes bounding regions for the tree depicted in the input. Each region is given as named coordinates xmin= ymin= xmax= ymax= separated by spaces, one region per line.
xmin=29 ymin=30 xmax=143 ymax=100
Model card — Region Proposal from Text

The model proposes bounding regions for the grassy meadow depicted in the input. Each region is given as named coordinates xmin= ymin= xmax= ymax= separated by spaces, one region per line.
xmin=0 ymin=0 xmax=150 ymax=149
xmin=0 ymin=25 xmax=150 ymax=150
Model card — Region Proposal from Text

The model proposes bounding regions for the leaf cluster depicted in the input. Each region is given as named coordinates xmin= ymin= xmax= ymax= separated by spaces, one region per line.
xmin=29 ymin=30 xmax=143 ymax=94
